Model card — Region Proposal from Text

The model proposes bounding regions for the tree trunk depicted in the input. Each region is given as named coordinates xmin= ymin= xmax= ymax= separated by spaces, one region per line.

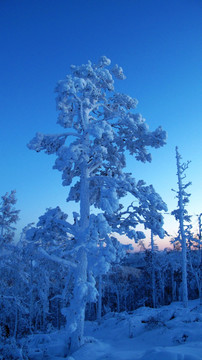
xmin=67 ymin=130 xmax=90 ymax=354
xmin=199 ymin=252 xmax=202 ymax=305
xmin=14 ymin=305 xmax=18 ymax=339
xmin=161 ymin=272 xmax=165 ymax=304
xmin=68 ymin=247 xmax=88 ymax=353
xmin=57 ymin=299 xmax=60 ymax=330
xmin=151 ymin=231 xmax=156 ymax=308
xmin=176 ymin=147 xmax=188 ymax=308
xmin=198 ymin=216 xmax=202 ymax=305
xmin=97 ymin=274 xmax=102 ymax=323
xmin=29 ymin=259 xmax=34 ymax=333
xmin=116 ymin=288 xmax=120 ymax=312
xmin=171 ymin=268 xmax=176 ymax=301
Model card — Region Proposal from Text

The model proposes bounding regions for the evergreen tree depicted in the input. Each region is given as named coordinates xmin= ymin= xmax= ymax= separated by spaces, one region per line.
xmin=0 ymin=190 xmax=20 ymax=247
xmin=21 ymin=207 xmax=74 ymax=332
xmin=28 ymin=56 xmax=166 ymax=354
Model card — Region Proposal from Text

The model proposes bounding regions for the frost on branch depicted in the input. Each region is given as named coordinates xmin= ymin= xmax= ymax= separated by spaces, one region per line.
xmin=97 ymin=55 xmax=111 ymax=67
xmin=27 ymin=132 xmax=67 ymax=154
xmin=111 ymin=64 xmax=126 ymax=80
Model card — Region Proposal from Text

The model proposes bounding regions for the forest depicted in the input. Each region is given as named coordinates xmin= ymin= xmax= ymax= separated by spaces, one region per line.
xmin=1 ymin=57 xmax=202 ymax=360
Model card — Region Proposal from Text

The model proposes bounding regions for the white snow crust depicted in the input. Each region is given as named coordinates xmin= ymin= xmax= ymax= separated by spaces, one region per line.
xmin=24 ymin=299 xmax=202 ymax=360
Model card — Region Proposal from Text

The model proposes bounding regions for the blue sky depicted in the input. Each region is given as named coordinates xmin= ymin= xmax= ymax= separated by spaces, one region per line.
xmin=0 ymin=0 xmax=201 ymax=248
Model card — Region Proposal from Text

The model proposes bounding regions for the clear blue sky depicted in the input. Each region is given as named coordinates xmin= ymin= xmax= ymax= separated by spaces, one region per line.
xmin=1 ymin=0 xmax=201 ymax=248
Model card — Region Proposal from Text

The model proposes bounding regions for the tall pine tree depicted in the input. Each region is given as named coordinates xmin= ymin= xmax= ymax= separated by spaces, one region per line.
xmin=28 ymin=56 xmax=167 ymax=354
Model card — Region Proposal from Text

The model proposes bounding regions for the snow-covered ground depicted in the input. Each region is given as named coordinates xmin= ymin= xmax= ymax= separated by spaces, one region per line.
xmin=26 ymin=299 xmax=202 ymax=360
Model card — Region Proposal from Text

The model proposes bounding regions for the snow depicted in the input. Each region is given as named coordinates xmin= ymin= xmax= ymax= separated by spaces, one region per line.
xmin=23 ymin=299 xmax=202 ymax=360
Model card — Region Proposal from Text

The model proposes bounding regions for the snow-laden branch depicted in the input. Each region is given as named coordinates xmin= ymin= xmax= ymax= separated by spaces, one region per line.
xmin=38 ymin=247 xmax=76 ymax=268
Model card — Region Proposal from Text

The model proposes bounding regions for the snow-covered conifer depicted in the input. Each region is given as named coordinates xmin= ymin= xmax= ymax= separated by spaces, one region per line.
xmin=0 ymin=190 xmax=20 ymax=247
xmin=28 ymin=56 xmax=166 ymax=354
xmin=21 ymin=207 xmax=75 ymax=332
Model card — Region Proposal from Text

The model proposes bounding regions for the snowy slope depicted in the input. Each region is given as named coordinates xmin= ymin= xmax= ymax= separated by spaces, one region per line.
xmin=26 ymin=299 xmax=202 ymax=360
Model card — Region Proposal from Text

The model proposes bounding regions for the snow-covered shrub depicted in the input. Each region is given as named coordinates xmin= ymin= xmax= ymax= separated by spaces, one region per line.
xmin=143 ymin=315 xmax=165 ymax=330
xmin=173 ymin=333 xmax=189 ymax=344
xmin=0 ymin=338 xmax=22 ymax=360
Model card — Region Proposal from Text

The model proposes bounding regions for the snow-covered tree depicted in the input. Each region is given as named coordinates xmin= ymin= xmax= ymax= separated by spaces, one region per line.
xmin=197 ymin=214 xmax=202 ymax=304
xmin=94 ymin=235 xmax=130 ymax=322
xmin=0 ymin=241 xmax=30 ymax=342
xmin=183 ymin=222 xmax=202 ymax=304
xmin=0 ymin=192 xmax=23 ymax=340
xmin=0 ymin=190 xmax=20 ymax=247
xmin=28 ymin=56 xmax=166 ymax=354
xmin=106 ymin=183 xmax=167 ymax=309
xmin=171 ymin=146 xmax=191 ymax=308
xmin=19 ymin=207 xmax=74 ymax=332
xmin=150 ymin=231 xmax=157 ymax=308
